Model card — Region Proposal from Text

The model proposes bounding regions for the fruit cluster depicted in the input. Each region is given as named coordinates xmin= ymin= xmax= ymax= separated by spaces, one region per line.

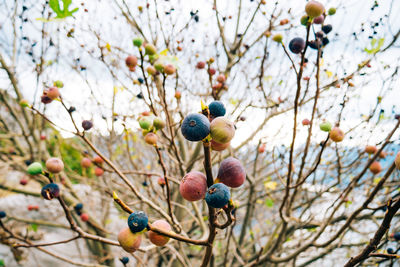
xmin=138 ymin=113 xmax=166 ymax=145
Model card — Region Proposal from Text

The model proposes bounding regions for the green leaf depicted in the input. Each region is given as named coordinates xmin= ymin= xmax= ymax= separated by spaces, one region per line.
xmin=30 ymin=223 xmax=38 ymax=232
xmin=49 ymin=0 xmax=78 ymax=19
xmin=0 ymin=259 xmax=4 ymax=267
xmin=265 ymin=198 xmax=274 ymax=208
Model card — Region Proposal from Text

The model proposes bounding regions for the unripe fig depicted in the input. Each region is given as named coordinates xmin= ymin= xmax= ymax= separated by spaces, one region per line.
xmin=181 ymin=113 xmax=210 ymax=141
xmin=45 ymin=157 xmax=64 ymax=173
xmin=93 ymin=156 xmax=104 ymax=164
xmin=319 ymin=121 xmax=332 ymax=132
xmin=154 ymin=61 xmax=164 ymax=72
xmin=302 ymin=119 xmax=311 ymax=126
xmin=80 ymin=213 xmax=89 ymax=222
xmin=144 ymin=132 xmax=158 ymax=145
xmin=328 ymin=7 xmax=336 ymax=15
xmin=196 ymin=61 xmax=205 ymax=69
xmin=272 ymin=34 xmax=283 ymax=43
xmin=369 ymin=161 xmax=382 ymax=174
xmin=217 ymin=157 xmax=246 ymax=188
xmin=365 ymin=145 xmax=377 ymax=154
xmin=210 ymin=117 xmax=235 ymax=144
xmin=139 ymin=117 xmax=152 ymax=130
xmin=330 ymin=127 xmax=344 ymax=142
xmin=395 ymin=152 xmax=400 ymax=169
xmin=153 ymin=117 xmax=166 ymax=130
xmin=133 ymin=38 xmax=143 ymax=47
xmin=41 ymin=183 xmax=60 ymax=200
xmin=211 ymin=140 xmax=230 ymax=151
xmin=118 ymin=227 xmax=142 ymax=252
xmin=205 ymin=183 xmax=230 ymax=208
xmin=82 ymin=120 xmax=93 ymax=131
xmin=94 ymin=167 xmax=104 ymax=176
xmin=313 ymin=15 xmax=324 ymax=24
xmin=216 ymin=74 xmax=226 ymax=83
xmin=125 ymin=56 xmax=138 ymax=68
xmin=305 ymin=1 xmax=325 ymax=18
xmin=164 ymin=64 xmax=176 ymax=75
xmin=27 ymin=162 xmax=43 ymax=175
xmin=148 ymin=220 xmax=172 ymax=246
xmin=19 ymin=99 xmax=30 ymax=108
xmin=179 ymin=171 xmax=207 ymax=201
xmin=54 ymin=80 xmax=64 ymax=88
xmin=128 ymin=211 xmax=148 ymax=233
xmin=81 ymin=157 xmax=92 ymax=168
xmin=208 ymin=101 xmax=226 ymax=118
xmin=300 ymin=15 xmax=309 ymax=26
xmin=145 ymin=44 xmax=157 ymax=55
xmin=289 ymin=37 xmax=305 ymax=54
xmin=147 ymin=66 xmax=157 ymax=75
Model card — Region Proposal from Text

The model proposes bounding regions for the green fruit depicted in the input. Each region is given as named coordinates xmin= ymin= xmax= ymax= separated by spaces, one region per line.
xmin=53 ymin=80 xmax=64 ymax=88
xmin=154 ymin=61 xmax=164 ymax=72
xmin=153 ymin=117 xmax=166 ymax=130
xmin=133 ymin=38 xmax=143 ymax=47
xmin=27 ymin=162 xmax=43 ymax=175
xmin=145 ymin=44 xmax=157 ymax=56
xmin=148 ymin=54 xmax=158 ymax=62
xmin=300 ymin=15 xmax=309 ymax=26
xmin=139 ymin=117 xmax=152 ymax=130
xmin=272 ymin=34 xmax=283 ymax=43
xmin=19 ymin=99 xmax=30 ymax=108
xmin=328 ymin=7 xmax=336 ymax=15
xmin=319 ymin=122 xmax=332 ymax=132
xmin=305 ymin=1 xmax=325 ymax=18
xmin=210 ymin=117 xmax=235 ymax=144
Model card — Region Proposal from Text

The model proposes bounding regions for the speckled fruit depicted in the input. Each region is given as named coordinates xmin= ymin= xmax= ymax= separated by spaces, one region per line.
xmin=369 ymin=161 xmax=382 ymax=175
xmin=144 ymin=44 xmax=157 ymax=55
xmin=217 ymin=157 xmax=246 ymax=188
xmin=82 ymin=120 xmax=93 ymax=131
xmin=272 ymin=34 xmax=283 ymax=43
xmin=330 ymin=127 xmax=344 ymax=142
xmin=94 ymin=167 xmax=104 ymax=176
xmin=365 ymin=145 xmax=377 ymax=154
xmin=27 ymin=162 xmax=43 ymax=175
xmin=81 ymin=157 xmax=92 ymax=168
xmin=133 ymin=38 xmax=143 ymax=47
xmin=181 ymin=113 xmax=210 ymax=142
xmin=302 ymin=119 xmax=311 ymax=126
xmin=305 ymin=1 xmax=325 ymax=18
xmin=148 ymin=220 xmax=172 ymax=246
xmin=211 ymin=140 xmax=230 ymax=151
xmin=164 ymin=64 xmax=176 ymax=75
xmin=47 ymin=87 xmax=60 ymax=100
xmin=93 ymin=156 xmax=104 ymax=164
xmin=128 ymin=211 xmax=148 ymax=233
xmin=210 ymin=117 xmax=235 ymax=144
xmin=313 ymin=15 xmax=324 ymax=24
xmin=208 ymin=101 xmax=226 ymax=118
xmin=319 ymin=122 xmax=332 ymax=132
xmin=118 ymin=227 xmax=142 ymax=252
xmin=153 ymin=117 xmax=166 ymax=130
xmin=139 ymin=117 xmax=152 ymax=130
xmin=45 ymin=158 xmax=64 ymax=173
xmin=144 ymin=132 xmax=158 ymax=145
xmin=41 ymin=183 xmax=60 ymax=200
xmin=80 ymin=213 xmax=89 ymax=222
xmin=179 ymin=171 xmax=207 ymax=201
xmin=205 ymin=183 xmax=230 ymax=208
xmin=289 ymin=37 xmax=305 ymax=54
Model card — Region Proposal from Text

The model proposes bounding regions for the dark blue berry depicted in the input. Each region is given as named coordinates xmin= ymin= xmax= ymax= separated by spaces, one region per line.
xmin=205 ymin=183 xmax=230 ymax=208
xmin=322 ymin=24 xmax=332 ymax=34
xmin=142 ymin=181 xmax=148 ymax=186
xmin=41 ymin=183 xmax=60 ymax=200
xmin=0 ymin=211 xmax=6 ymax=219
xmin=387 ymin=248 xmax=395 ymax=254
xmin=208 ymin=101 xmax=226 ymax=118
xmin=181 ymin=113 xmax=210 ymax=141
xmin=394 ymin=232 xmax=400 ymax=241
xmin=138 ymin=78 xmax=144 ymax=84
xmin=75 ymin=203 xmax=83 ymax=212
xmin=289 ymin=37 xmax=305 ymax=54
xmin=322 ymin=37 xmax=330 ymax=46
xmin=120 ymin=257 xmax=129 ymax=264
xmin=127 ymin=211 xmax=148 ymax=233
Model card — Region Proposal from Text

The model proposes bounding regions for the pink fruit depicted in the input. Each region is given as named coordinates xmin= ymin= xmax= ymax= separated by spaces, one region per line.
xmin=93 ymin=156 xmax=104 ymax=164
xmin=258 ymin=144 xmax=266 ymax=153
xmin=20 ymin=178 xmax=28 ymax=185
xmin=330 ymin=127 xmax=344 ymax=142
xmin=313 ymin=15 xmax=324 ymax=24
xmin=47 ymin=87 xmax=60 ymax=100
xmin=81 ymin=157 xmax=92 ymax=168
xmin=40 ymin=135 xmax=46 ymax=140
xmin=217 ymin=157 xmax=246 ymax=188
xmin=80 ymin=213 xmax=89 ymax=222
xmin=148 ymin=220 xmax=172 ymax=246
xmin=45 ymin=158 xmax=64 ymax=173
xmin=125 ymin=56 xmax=138 ymax=68
xmin=208 ymin=68 xmax=216 ymax=76
xmin=118 ymin=227 xmax=142 ymax=253
xmin=179 ymin=171 xmax=207 ymax=201
xmin=216 ymin=74 xmax=226 ymax=83
xmin=164 ymin=64 xmax=176 ymax=75
xmin=196 ymin=61 xmax=205 ymax=69
xmin=94 ymin=167 xmax=104 ymax=176
xmin=211 ymin=140 xmax=230 ymax=151
xmin=302 ymin=119 xmax=310 ymax=126
xmin=369 ymin=161 xmax=382 ymax=175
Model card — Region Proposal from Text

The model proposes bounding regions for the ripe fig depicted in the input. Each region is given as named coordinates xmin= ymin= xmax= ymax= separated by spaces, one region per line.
xmin=164 ymin=64 xmax=176 ymax=75
xmin=369 ymin=161 xmax=382 ymax=174
xmin=211 ymin=140 xmax=230 ymax=151
xmin=322 ymin=24 xmax=332 ymax=34
xmin=148 ymin=220 xmax=172 ymax=246
xmin=81 ymin=157 xmax=92 ymax=168
xmin=196 ymin=61 xmax=205 ymax=69
xmin=45 ymin=157 xmax=64 ymax=173
xmin=179 ymin=171 xmax=207 ymax=201
xmin=210 ymin=117 xmax=235 ymax=144
xmin=118 ymin=227 xmax=142 ymax=252
xmin=216 ymin=74 xmax=226 ymax=83
xmin=128 ymin=211 xmax=148 ymax=233
xmin=330 ymin=127 xmax=344 ymax=142
xmin=289 ymin=37 xmax=305 ymax=54
xmin=144 ymin=132 xmax=158 ymax=145
xmin=302 ymin=119 xmax=311 ymax=126
xmin=181 ymin=113 xmax=210 ymax=141
xmin=365 ymin=145 xmax=377 ymax=154
xmin=217 ymin=157 xmax=246 ymax=188
xmin=313 ymin=15 xmax=324 ymax=24
xmin=0 ymin=211 xmax=6 ymax=218
xmin=208 ymin=101 xmax=226 ymax=118
xmin=41 ymin=183 xmax=60 ymax=200
xmin=82 ymin=120 xmax=93 ymax=131
xmin=94 ymin=167 xmax=104 ymax=176
xmin=125 ymin=56 xmax=138 ymax=68
xmin=47 ymin=87 xmax=60 ymax=100
xmin=205 ymin=183 xmax=230 ymax=208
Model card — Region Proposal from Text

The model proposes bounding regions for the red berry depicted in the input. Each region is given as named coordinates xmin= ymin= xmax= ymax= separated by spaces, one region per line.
xmin=80 ymin=213 xmax=89 ymax=222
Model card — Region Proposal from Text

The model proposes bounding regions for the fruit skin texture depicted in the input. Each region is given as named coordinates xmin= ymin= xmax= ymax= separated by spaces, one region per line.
xmin=94 ymin=167 xmax=104 ymax=176
xmin=47 ymin=87 xmax=60 ymax=100
xmin=330 ymin=127 xmax=344 ymax=142
xmin=144 ymin=132 xmax=158 ymax=145
xmin=181 ymin=113 xmax=210 ymax=141
xmin=179 ymin=171 xmax=208 ymax=201
xmin=217 ymin=157 xmax=246 ymax=188
xmin=80 ymin=213 xmax=89 ymax=222
xmin=369 ymin=161 xmax=382 ymax=175
xmin=210 ymin=117 xmax=235 ymax=144
xmin=208 ymin=101 xmax=226 ymax=118
xmin=148 ymin=220 xmax=172 ymax=246
xmin=319 ymin=122 xmax=332 ymax=132
xmin=41 ymin=183 xmax=60 ymax=200
xmin=305 ymin=1 xmax=325 ymax=18
xmin=153 ymin=117 xmax=166 ymax=130
xmin=205 ymin=183 xmax=230 ymax=208
xmin=27 ymin=162 xmax=43 ymax=175
xmin=365 ymin=145 xmax=377 ymax=154
xmin=45 ymin=158 xmax=64 ymax=173
xmin=82 ymin=120 xmax=93 ymax=131
xmin=128 ymin=211 xmax=148 ymax=233
xmin=145 ymin=44 xmax=157 ymax=55
xmin=118 ymin=227 xmax=142 ymax=252
xmin=81 ymin=157 xmax=92 ymax=168
xmin=211 ymin=140 xmax=230 ymax=151
xmin=289 ymin=37 xmax=305 ymax=54
xmin=0 ymin=211 xmax=6 ymax=218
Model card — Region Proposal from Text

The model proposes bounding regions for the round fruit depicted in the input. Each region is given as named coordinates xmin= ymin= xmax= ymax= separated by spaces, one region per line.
xmin=133 ymin=38 xmax=143 ymax=47
xmin=145 ymin=44 xmax=157 ymax=55
xmin=387 ymin=248 xmax=395 ymax=254
xmin=47 ymin=87 xmax=60 ymax=100
xmin=82 ymin=120 xmax=93 ymax=131
xmin=148 ymin=220 xmax=172 ymax=246
xmin=27 ymin=162 xmax=43 ymax=175
xmin=395 ymin=152 xmax=400 ymax=169
xmin=147 ymin=66 xmax=157 ymax=75
xmin=45 ymin=158 xmax=64 ymax=173
xmin=258 ymin=144 xmax=266 ymax=153
xmin=125 ymin=56 xmax=138 ymax=69
xmin=157 ymin=177 xmax=166 ymax=186
xmin=322 ymin=24 xmax=332 ymax=34
xmin=93 ymin=156 xmax=104 ymax=164
xmin=153 ymin=117 xmax=166 ymax=130
xmin=54 ymin=80 xmax=64 ymax=88
xmin=154 ymin=61 xmax=164 ymax=72
xmin=328 ymin=7 xmax=336 ymax=15
xmin=208 ymin=101 xmax=226 ymax=118
xmin=196 ymin=61 xmax=205 ymax=69
xmin=41 ymin=183 xmax=60 ymax=200
xmin=164 ymin=64 xmax=176 ymax=75
xmin=216 ymin=74 xmax=226 ymax=83
xmin=393 ymin=232 xmax=400 ymax=241
xmin=20 ymin=178 xmax=28 ymax=185
xmin=210 ymin=117 xmax=235 ymax=144
xmin=120 ymin=257 xmax=130 ymax=264
xmin=369 ymin=161 xmax=382 ymax=175
xmin=313 ymin=15 xmax=324 ymax=24
xmin=211 ymin=140 xmax=230 ymax=151
xmin=80 ymin=213 xmax=89 ymax=222
xmin=75 ymin=203 xmax=83 ymax=212
xmin=175 ymin=91 xmax=181 ymax=99
xmin=289 ymin=37 xmax=305 ymax=54
xmin=0 ymin=211 xmax=6 ymax=218
xmin=272 ymin=34 xmax=283 ymax=43
xmin=208 ymin=68 xmax=216 ymax=76
xmin=94 ymin=167 xmax=104 ymax=176
xmin=181 ymin=113 xmax=210 ymax=141
xmin=81 ymin=157 xmax=92 ymax=168
xmin=379 ymin=151 xmax=387 ymax=159
xmin=205 ymin=183 xmax=230 ymax=208
xmin=144 ymin=132 xmax=158 ymax=145
xmin=365 ymin=145 xmax=377 ymax=154
xmin=128 ymin=211 xmax=148 ymax=233
xmin=330 ymin=127 xmax=344 ymax=142
xmin=118 ymin=227 xmax=142 ymax=252
xmin=305 ymin=1 xmax=325 ymax=18
xmin=139 ymin=117 xmax=152 ymax=130
xmin=217 ymin=157 xmax=246 ymax=188
xmin=319 ymin=122 xmax=332 ymax=132
xmin=40 ymin=135 xmax=46 ymax=140
xmin=19 ymin=99 xmax=30 ymax=108
xmin=300 ymin=15 xmax=309 ymax=26
xmin=179 ymin=171 xmax=208 ymax=201
xmin=302 ymin=119 xmax=311 ymax=126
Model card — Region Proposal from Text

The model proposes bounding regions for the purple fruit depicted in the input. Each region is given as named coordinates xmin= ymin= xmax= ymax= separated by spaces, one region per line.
xmin=313 ymin=15 xmax=324 ymax=24
xmin=217 ymin=157 xmax=246 ymax=188
xmin=82 ymin=120 xmax=93 ymax=131
xmin=289 ymin=37 xmax=305 ymax=54
xmin=179 ymin=171 xmax=208 ymax=201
